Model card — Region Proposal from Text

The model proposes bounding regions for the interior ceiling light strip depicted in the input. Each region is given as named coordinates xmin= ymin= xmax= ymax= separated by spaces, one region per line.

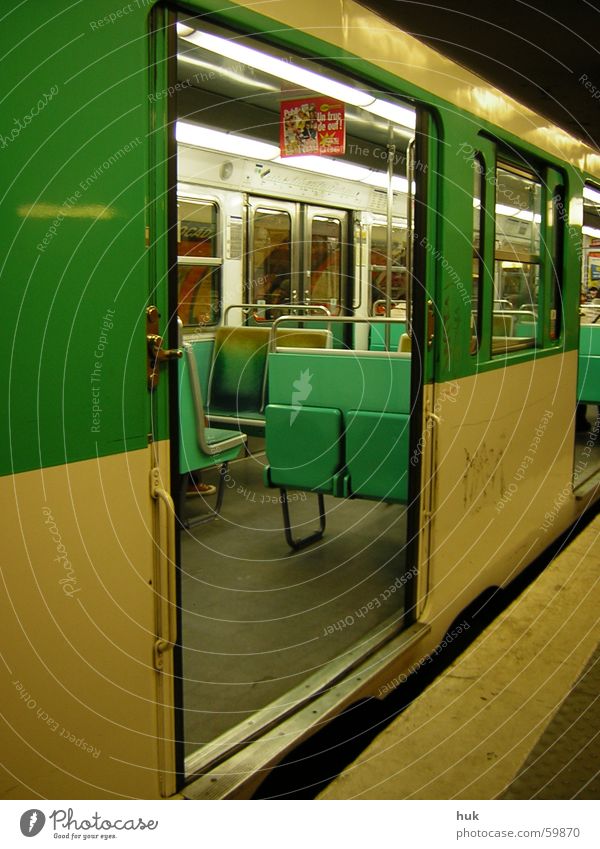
xmin=176 ymin=121 xmax=409 ymax=189
xmin=178 ymin=53 xmax=278 ymax=92
xmin=176 ymin=122 xmax=280 ymax=160
xmin=177 ymin=24 xmax=415 ymax=130
xmin=583 ymin=186 xmax=600 ymax=204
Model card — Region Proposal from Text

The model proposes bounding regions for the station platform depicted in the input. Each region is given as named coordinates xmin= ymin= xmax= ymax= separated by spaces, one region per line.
xmin=319 ymin=514 xmax=600 ymax=800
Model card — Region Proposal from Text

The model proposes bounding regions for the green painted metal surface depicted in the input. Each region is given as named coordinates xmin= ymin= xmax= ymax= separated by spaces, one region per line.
xmin=345 ymin=410 xmax=409 ymax=502
xmin=265 ymin=404 xmax=343 ymax=491
xmin=369 ymin=322 xmax=406 ymax=351
xmin=1 ymin=0 xmax=587 ymax=477
xmin=268 ymin=352 xmax=412 ymax=414
xmin=0 ymin=1 xmax=170 ymax=476
xmin=578 ymin=325 xmax=600 ymax=404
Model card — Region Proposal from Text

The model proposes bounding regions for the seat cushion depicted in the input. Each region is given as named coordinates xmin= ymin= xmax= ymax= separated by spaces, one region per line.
xmin=265 ymin=404 xmax=343 ymax=492
xmin=345 ymin=410 xmax=410 ymax=502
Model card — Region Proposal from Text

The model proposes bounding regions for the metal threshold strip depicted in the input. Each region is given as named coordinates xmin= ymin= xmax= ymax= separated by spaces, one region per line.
xmin=183 ymin=619 xmax=429 ymax=798
xmin=574 ymin=470 xmax=600 ymax=500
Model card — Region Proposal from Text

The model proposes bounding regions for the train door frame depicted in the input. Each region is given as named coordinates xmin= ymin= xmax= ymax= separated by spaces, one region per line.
xmin=146 ymin=4 xmax=182 ymax=794
xmin=163 ymin=9 xmax=435 ymax=790
xmin=302 ymin=205 xmax=350 ymax=313
xmin=246 ymin=197 xmax=300 ymax=311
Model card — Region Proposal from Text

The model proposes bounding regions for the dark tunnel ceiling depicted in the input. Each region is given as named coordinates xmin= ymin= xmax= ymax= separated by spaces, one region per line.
xmin=361 ymin=0 xmax=600 ymax=150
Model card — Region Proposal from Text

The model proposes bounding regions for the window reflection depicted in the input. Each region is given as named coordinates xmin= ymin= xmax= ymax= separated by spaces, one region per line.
xmin=493 ymin=166 xmax=541 ymax=353
xmin=177 ymin=200 xmax=221 ymax=327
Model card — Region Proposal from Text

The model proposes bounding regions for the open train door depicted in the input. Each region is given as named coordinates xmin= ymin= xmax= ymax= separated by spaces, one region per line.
xmin=401 ymin=109 xmax=439 ymax=628
xmin=160 ymin=8 xmax=438 ymax=795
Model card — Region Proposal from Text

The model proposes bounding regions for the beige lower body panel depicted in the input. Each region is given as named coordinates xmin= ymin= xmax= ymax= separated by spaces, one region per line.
xmin=0 ymin=444 xmax=175 ymax=799
xmin=421 ymin=351 xmax=590 ymax=640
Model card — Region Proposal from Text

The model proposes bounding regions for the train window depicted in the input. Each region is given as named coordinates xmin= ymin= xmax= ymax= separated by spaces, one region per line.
xmin=370 ymin=222 xmax=407 ymax=314
xmin=308 ymin=215 xmax=343 ymax=315
xmin=471 ymin=156 xmax=485 ymax=352
xmin=549 ymin=186 xmax=565 ymax=340
xmin=581 ymin=184 xmax=600 ymax=311
xmin=492 ymin=165 xmax=541 ymax=353
xmin=251 ymin=209 xmax=292 ymax=308
xmin=177 ymin=199 xmax=221 ymax=326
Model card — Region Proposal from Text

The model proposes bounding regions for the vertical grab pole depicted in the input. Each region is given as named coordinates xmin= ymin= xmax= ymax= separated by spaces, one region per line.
xmin=385 ymin=138 xmax=396 ymax=351
xmin=406 ymin=137 xmax=415 ymax=338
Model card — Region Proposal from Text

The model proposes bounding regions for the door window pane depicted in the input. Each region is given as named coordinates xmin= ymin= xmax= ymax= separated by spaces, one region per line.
xmin=177 ymin=200 xmax=221 ymax=326
xmin=492 ymin=262 xmax=538 ymax=353
xmin=370 ymin=223 xmax=407 ymax=313
xmin=251 ymin=209 xmax=292 ymax=308
xmin=493 ymin=165 xmax=541 ymax=354
xmin=495 ymin=168 xmax=541 ymax=261
xmin=471 ymin=156 xmax=484 ymax=353
xmin=178 ymin=266 xmax=220 ymax=326
xmin=550 ymin=187 xmax=565 ymax=340
xmin=308 ymin=216 xmax=342 ymax=315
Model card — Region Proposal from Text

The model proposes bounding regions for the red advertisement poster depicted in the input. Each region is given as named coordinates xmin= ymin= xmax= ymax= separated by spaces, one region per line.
xmin=280 ymin=97 xmax=345 ymax=157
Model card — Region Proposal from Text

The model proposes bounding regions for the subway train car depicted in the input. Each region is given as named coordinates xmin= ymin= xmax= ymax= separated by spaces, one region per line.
xmin=2 ymin=0 xmax=600 ymax=800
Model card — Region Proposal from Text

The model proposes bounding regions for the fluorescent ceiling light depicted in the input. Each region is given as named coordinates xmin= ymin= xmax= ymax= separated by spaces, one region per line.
xmin=583 ymin=225 xmax=600 ymax=238
xmin=515 ymin=210 xmax=542 ymax=223
xmin=178 ymin=54 xmax=277 ymax=92
xmin=178 ymin=26 xmax=415 ymax=128
xmin=583 ymin=186 xmax=600 ymax=204
xmin=177 ymin=23 xmax=195 ymax=37
xmin=176 ymin=121 xmax=279 ymax=160
xmin=364 ymin=99 xmax=416 ymax=130
xmin=273 ymin=155 xmax=370 ymax=182
xmin=361 ymin=171 xmax=412 ymax=193
xmin=181 ymin=29 xmax=373 ymax=107
xmin=178 ymin=121 xmax=413 ymax=192
xmin=496 ymin=204 xmax=520 ymax=217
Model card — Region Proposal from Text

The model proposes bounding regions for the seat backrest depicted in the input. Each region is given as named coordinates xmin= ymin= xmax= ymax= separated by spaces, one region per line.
xmin=492 ymin=313 xmax=514 ymax=336
xmin=268 ymin=350 xmax=412 ymax=415
xmin=179 ymin=343 xmax=209 ymax=473
xmin=207 ymin=326 xmax=270 ymax=413
xmin=275 ymin=327 xmax=332 ymax=349
xmin=180 ymin=344 xmax=246 ymax=472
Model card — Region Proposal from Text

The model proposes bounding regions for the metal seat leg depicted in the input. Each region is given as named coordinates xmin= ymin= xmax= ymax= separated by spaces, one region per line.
xmin=185 ymin=463 xmax=229 ymax=529
xmin=280 ymin=488 xmax=326 ymax=550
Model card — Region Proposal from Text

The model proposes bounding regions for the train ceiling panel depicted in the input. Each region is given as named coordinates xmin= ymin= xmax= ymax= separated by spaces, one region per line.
xmin=176 ymin=19 xmax=416 ymax=177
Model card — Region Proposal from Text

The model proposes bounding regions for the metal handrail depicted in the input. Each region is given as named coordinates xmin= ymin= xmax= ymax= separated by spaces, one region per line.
xmin=223 ymin=302 xmax=330 ymax=325
xmin=269 ymin=314 xmax=410 ymax=352
xmin=371 ymin=299 xmax=406 ymax=317
xmin=492 ymin=309 xmax=537 ymax=319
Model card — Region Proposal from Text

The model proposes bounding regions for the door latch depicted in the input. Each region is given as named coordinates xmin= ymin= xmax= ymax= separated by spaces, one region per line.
xmin=427 ymin=299 xmax=435 ymax=349
xmin=146 ymin=306 xmax=182 ymax=391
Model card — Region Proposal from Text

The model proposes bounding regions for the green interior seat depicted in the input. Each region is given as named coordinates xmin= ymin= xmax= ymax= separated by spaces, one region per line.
xmin=265 ymin=404 xmax=343 ymax=492
xmin=344 ymin=410 xmax=410 ymax=501
xmin=207 ymin=326 xmax=271 ymax=415
xmin=578 ymin=325 xmax=600 ymax=403
xmin=179 ymin=346 xmax=245 ymax=475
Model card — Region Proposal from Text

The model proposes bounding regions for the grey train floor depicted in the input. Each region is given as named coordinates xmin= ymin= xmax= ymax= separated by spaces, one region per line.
xmin=320 ymin=509 xmax=600 ymax=799
xmin=179 ymin=447 xmax=409 ymax=753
